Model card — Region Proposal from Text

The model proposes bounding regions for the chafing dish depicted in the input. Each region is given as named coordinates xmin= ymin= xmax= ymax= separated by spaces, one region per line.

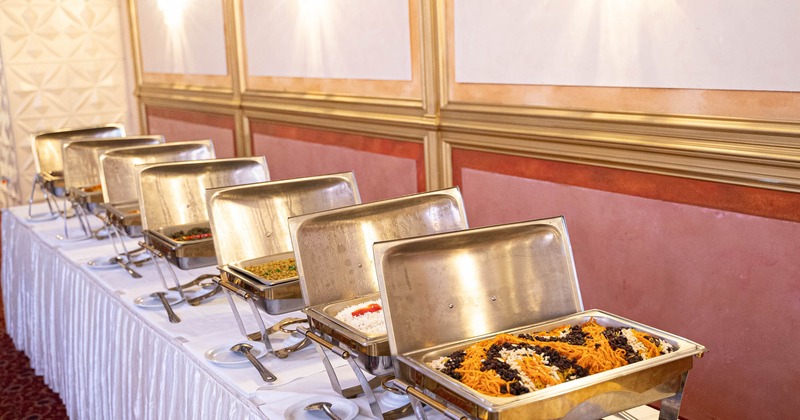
xmin=98 ymin=140 xmax=215 ymax=237
xmin=62 ymin=135 xmax=165 ymax=213
xmin=28 ymin=124 xmax=124 ymax=220
xmin=289 ymin=187 xmax=468 ymax=418
xmin=373 ymin=216 xmax=706 ymax=420
xmin=137 ymin=157 xmax=269 ymax=270
xmin=208 ymin=172 xmax=361 ymax=315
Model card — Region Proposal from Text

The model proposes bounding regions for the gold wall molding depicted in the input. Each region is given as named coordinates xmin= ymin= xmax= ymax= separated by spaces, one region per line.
xmin=128 ymin=0 xmax=800 ymax=196
xmin=439 ymin=103 xmax=800 ymax=193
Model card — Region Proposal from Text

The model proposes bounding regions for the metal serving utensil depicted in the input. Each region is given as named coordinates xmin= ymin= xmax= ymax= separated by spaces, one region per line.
xmin=115 ymin=255 xmax=142 ymax=278
xmin=186 ymin=284 xmax=222 ymax=306
xmin=230 ymin=343 xmax=276 ymax=382
xmin=151 ymin=292 xmax=180 ymax=323
xmin=304 ymin=402 xmax=341 ymax=420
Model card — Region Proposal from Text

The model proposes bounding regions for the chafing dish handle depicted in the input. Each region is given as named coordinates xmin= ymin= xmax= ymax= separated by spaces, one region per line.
xmin=138 ymin=241 xmax=164 ymax=258
xmin=393 ymin=379 xmax=469 ymax=420
xmin=215 ymin=276 xmax=251 ymax=300
xmin=297 ymin=326 xmax=350 ymax=359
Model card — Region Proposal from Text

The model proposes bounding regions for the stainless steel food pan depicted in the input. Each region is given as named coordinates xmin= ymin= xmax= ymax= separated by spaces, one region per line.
xmin=62 ymin=135 xmax=165 ymax=193
xmin=101 ymin=201 xmax=143 ymax=237
xmin=136 ymin=157 xmax=269 ymax=232
xmin=372 ymin=217 xmax=706 ymax=420
xmin=32 ymin=123 xmax=125 ymax=176
xmin=304 ymin=292 xmax=389 ymax=358
xmin=145 ymin=222 xmax=216 ymax=269
xmin=99 ymin=140 xmax=215 ymax=205
xmin=397 ymin=310 xmax=705 ymax=420
xmin=220 ymin=251 xmax=304 ymax=314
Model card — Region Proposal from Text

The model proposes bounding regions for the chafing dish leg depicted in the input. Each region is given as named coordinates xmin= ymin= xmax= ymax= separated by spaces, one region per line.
xmin=27 ymin=174 xmax=59 ymax=221
xmin=246 ymin=298 xmax=275 ymax=353
xmin=658 ymin=371 xmax=688 ymax=420
xmin=221 ymin=287 xmax=250 ymax=337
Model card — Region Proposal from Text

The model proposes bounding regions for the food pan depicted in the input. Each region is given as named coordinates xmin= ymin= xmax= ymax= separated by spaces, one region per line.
xmin=289 ymin=187 xmax=468 ymax=375
xmin=137 ymin=157 xmax=269 ymax=269
xmin=146 ymin=222 xmax=216 ymax=269
xmin=372 ymin=217 xmax=706 ymax=420
xmin=103 ymin=201 xmax=143 ymax=236
xmin=207 ymin=172 xmax=360 ymax=314
xmin=98 ymin=140 xmax=215 ymax=236
xmin=220 ymin=252 xmax=304 ymax=314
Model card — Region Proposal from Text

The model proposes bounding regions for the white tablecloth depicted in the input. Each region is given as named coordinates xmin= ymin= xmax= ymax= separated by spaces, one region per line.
xmin=2 ymin=204 xmax=658 ymax=420
xmin=1 ymin=204 xmax=362 ymax=419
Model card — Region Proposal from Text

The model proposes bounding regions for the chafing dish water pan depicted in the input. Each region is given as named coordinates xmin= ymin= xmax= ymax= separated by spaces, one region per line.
xmin=373 ymin=217 xmax=706 ymax=420
xmin=137 ymin=157 xmax=269 ymax=269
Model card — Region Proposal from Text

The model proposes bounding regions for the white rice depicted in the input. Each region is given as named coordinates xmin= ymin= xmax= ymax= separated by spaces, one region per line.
xmin=334 ymin=299 xmax=386 ymax=335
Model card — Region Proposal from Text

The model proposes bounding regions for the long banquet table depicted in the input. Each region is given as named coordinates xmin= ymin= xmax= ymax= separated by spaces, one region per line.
xmin=2 ymin=203 xmax=659 ymax=420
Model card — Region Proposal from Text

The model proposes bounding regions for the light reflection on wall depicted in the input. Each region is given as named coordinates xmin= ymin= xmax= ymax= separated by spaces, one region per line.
xmin=297 ymin=0 xmax=327 ymax=76
xmin=157 ymin=0 xmax=189 ymax=72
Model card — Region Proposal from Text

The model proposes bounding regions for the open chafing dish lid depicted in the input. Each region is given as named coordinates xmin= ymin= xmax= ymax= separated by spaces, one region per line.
xmin=32 ymin=124 xmax=125 ymax=174
xmin=289 ymin=187 xmax=469 ymax=309
xmin=62 ymin=135 xmax=165 ymax=190
xmin=99 ymin=139 xmax=215 ymax=205
xmin=373 ymin=216 xmax=583 ymax=357
xmin=206 ymin=172 xmax=361 ymax=266
xmin=135 ymin=156 xmax=269 ymax=232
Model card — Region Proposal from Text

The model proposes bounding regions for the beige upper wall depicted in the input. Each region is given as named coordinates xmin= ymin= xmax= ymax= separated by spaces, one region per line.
xmin=0 ymin=0 xmax=138 ymax=206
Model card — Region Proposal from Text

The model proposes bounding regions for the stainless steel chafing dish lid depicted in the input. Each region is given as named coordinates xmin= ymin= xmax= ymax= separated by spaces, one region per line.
xmin=62 ymin=135 xmax=165 ymax=191
xmin=289 ymin=187 xmax=468 ymax=308
xmin=206 ymin=172 xmax=361 ymax=266
xmin=31 ymin=123 xmax=125 ymax=175
xmin=99 ymin=139 xmax=215 ymax=205
xmin=374 ymin=216 xmax=583 ymax=357
xmin=136 ymin=157 xmax=269 ymax=232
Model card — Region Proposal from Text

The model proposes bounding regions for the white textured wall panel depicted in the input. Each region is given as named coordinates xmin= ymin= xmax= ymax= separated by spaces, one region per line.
xmin=0 ymin=0 xmax=134 ymax=206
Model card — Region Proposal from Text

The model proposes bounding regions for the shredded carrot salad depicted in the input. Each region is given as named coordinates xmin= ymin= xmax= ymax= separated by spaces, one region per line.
xmin=429 ymin=318 xmax=673 ymax=397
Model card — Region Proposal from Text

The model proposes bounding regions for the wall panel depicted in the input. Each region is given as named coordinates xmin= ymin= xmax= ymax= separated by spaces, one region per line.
xmin=250 ymin=121 xmax=424 ymax=203
xmin=145 ymin=106 xmax=236 ymax=157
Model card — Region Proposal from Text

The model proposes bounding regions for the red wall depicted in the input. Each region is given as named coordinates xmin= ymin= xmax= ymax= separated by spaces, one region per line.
xmin=250 ymin=122 xmax=425 ymax=203
xmin=453 ymin=148 xmax=800 ymax=420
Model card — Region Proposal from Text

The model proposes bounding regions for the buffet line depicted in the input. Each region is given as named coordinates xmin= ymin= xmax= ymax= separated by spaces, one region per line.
xmin=18 ymin=123 xmax=706 ymax=420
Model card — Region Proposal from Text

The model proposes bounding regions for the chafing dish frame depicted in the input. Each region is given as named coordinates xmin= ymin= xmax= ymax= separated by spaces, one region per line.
xmin=372 ymin=216 xmax=707 ymax=420
xmin=205 ymin=172 xmax=362 ymax=354
xmin=288 ymin=187 xmax=469 ymax=419
xmin=95 ymin=140 xmax=216 ymax=264
xmin=58 ymin=135 xmax=164 ymax=241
